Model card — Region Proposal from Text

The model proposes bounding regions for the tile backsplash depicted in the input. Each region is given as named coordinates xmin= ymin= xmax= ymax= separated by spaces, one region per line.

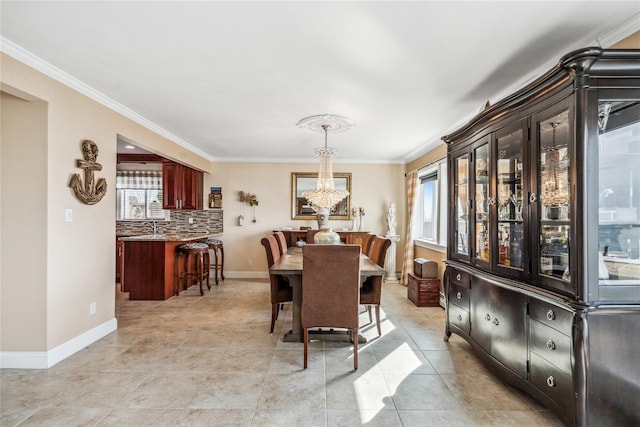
xmin=116 ymin=210 xmax=223 ymax=235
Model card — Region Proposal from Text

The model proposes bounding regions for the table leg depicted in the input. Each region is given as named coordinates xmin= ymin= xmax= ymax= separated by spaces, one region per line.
xmin=283 ymin=275 xmax=302 ymax=342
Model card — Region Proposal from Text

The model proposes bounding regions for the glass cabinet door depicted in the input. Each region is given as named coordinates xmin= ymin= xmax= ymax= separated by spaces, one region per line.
xmin=474 ymin=143 xmax=490 ymax=265
xmin=453 ymin=153 xmax=470 ymax=259
xmin=537 ymin=109 xmax=571 ymax=284
xmin=496 ymin=127 xmax=525 ymax=271
xmin=596 ymin=98 xmax=640 ymax=302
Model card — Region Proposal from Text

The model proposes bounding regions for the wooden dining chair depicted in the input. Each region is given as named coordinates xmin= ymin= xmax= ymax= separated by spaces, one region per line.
xmin=273 ymin=231 xmax=288 ymax=256
xmin=261 ymin=235 xmax=293 ymax=334
xmin=360 ymin=236 xmax=391 ymax=336
xmin=302 ymin=244 xmax=361 ymax=370
xmin=306 ymin=229 xmax=319 ymax=244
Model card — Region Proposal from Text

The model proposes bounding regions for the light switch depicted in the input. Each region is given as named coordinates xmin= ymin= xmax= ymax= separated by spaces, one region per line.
xmin=65 ymin=209 xmax=73 ymax=222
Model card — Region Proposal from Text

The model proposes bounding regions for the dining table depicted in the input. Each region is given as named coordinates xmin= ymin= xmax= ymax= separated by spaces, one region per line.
xmin=269 ymin=245 xmax=385 ymax=342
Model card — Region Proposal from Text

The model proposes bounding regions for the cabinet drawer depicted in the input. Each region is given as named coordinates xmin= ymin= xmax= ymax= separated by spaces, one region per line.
xmin=529 ymin=299 xmax=573 ymax=332
xmin=448 ymin=303 xmax=470 ymax=335
xmin=449 ymin=268 xmax=470 ymax=287
xmin=530 ymin=352 xmax=575 ymax=417
xmin=529 ymin=319 xmax=571 ymax=374
xmin=449 ymin=281 xmax=469 ymax=311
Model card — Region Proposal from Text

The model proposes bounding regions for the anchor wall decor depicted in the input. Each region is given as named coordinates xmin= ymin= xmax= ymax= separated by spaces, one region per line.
xmin=69 ymin=139 xmax=108 ymax=205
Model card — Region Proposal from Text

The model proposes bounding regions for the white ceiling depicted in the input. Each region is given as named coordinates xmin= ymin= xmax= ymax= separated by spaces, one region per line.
xmin=1 ymin=1 xmax=639 ymax=163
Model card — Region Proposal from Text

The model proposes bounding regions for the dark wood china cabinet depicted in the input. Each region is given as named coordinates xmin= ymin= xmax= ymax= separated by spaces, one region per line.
xmin=443 ymin=48 xmax=640 ymax=427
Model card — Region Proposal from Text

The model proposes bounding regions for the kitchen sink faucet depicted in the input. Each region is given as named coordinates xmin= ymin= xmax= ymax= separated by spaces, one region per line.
xmin=143 ymin=221 xmax=158 ymax=236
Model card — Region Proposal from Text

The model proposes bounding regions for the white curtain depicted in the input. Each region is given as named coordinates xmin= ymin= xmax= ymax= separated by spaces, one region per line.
xmin=401 ymin=170 xmax=419 ymax=285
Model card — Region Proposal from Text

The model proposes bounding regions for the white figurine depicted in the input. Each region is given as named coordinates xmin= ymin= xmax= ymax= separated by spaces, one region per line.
xmin=387 ymin=202 xmax=397 ymax=235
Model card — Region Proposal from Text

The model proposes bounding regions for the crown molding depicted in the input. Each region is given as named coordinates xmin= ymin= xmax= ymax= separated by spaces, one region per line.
xmin=0 ymin=37 xmax=214 ymax=162
xmin=210 ymin=156 xmax=405 ymax=165
xmin=597 ymin=13 xmax=640 ymax=48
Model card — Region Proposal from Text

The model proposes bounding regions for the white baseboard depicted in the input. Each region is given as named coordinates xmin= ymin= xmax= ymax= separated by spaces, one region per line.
xmin=0 ymin=317 xmax=117 ymax=369
xmin=223 ymin=271 xmax=269 ymax=279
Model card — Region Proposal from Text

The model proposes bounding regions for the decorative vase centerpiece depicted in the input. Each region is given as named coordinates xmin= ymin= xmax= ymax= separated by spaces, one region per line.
xmin=314 ymin=207 xmax=340 ymax=244
xmin=358 ymin=207 xmax=366 ymax=231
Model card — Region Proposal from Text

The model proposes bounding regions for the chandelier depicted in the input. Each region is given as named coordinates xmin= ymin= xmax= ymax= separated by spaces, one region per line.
xmin=297 ymin=115 xmax=351 ymax=210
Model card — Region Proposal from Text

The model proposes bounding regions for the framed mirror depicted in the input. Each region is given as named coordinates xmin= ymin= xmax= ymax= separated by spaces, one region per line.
xmin=292 ymin=172 xmax=351 ymax=220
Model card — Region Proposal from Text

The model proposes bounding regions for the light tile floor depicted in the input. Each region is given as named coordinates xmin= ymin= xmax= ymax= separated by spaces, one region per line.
xmin=1 ymin=279 xmax=564 ymax=426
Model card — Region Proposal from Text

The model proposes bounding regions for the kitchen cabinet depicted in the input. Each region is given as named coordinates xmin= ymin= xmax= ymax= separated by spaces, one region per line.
xmin=162 ymin=161 xmax=203 ymax=210
xmin=119 ymin=234 xmax=209 ymax=300
xmin=443 ymin=48 xmax=640 ymax=426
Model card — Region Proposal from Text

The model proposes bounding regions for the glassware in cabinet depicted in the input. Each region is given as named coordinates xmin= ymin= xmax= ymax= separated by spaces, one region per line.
xmin=453 ymin=154 xmax=470 ymax=257
xmin=496 ymin=127 xmax=524 ymax=270
xmin=474 ymin=143 xmax=490 ymax=264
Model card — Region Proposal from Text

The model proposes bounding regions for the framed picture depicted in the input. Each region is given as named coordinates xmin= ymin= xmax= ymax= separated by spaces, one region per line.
xmin=291 ymin=172 xmax=351 ymax=220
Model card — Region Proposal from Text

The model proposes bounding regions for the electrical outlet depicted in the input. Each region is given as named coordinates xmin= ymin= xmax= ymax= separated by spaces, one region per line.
xmin=248 ymin=259 xmax=253 ymax=267
xmin=188 ymin=217 xmax=194 ymax=224
xmin=89 ymin=302 xmax=96 ymax=315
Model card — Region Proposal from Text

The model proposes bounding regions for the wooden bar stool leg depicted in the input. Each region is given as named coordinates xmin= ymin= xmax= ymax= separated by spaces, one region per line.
xmin=197 ymin=251 xmax=203 ymax=296
xmin=219 ymin=245 xmax=225 ymax=280
xmin=213 ymin=247 xmax=220 ymax=286
xmin=203 ymin=250 xmax=210 ymax=290
xmin=206 ymin=239 xmax=224 ymax=285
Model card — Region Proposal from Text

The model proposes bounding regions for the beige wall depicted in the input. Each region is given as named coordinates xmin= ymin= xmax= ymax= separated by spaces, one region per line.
xmin=1 ymin=92 xmax=48 ymax=350
xmin=0 ymin=53 xmax=211 ymax=361
xmin=206 ymin=162 xmax=406 ymax=274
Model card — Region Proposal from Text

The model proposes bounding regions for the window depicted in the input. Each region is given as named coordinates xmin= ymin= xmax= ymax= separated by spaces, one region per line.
xmin=116 ymin=171 xmax=167 ymax=220
xmin=415 ymin=159 xmax=447 ymax=250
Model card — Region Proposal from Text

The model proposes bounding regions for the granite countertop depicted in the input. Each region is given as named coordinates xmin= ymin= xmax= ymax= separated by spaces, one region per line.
xmin=118 ymin=233 xmax=211 ymax=242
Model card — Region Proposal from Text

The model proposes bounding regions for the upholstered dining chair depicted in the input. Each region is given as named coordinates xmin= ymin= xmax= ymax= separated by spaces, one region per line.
xmin=273 ymin=231 xmax=288 ymax=256
xmin=360 ymin=236 xmax=391 ymax=336
xmin=261 ymin=235 xmax=293 ymax=334
xmin=302 ymin=244 xmax=361 ymax=370
xmin=363 ymin=233 xmax=376 ymax=257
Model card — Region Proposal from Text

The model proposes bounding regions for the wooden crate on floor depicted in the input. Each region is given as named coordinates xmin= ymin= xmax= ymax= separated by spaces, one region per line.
xmin=407 ymin=272 xmax=440 ymax=307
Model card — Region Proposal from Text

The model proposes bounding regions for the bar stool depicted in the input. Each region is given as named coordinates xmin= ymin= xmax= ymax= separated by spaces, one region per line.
xmin=206 ymin=238 xmax=224 ymax=285
xmin=175 ymin=242 xmax=210 ymax=296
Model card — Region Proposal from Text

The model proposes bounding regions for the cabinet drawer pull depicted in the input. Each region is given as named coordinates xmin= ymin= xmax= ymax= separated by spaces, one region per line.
xmin=488 ymin=197 xmax=496 ymax=206
xmin=546 ymin=309 xmax=556 ymax=321
xmin=546 ymin=340 xmax=556 ymax=351
xmin=546 ymin=376 xmax=556 ymax=388
xmin=457 ymin=314 xmax=463 ymax=321
xmin=485 ymin=313 xmax=491 ymax=321
xmin=492 ymin=317 xmax=499 ymax=326
xmin=456 ymin=291 xmax=462 ymax=300
xmin=456 ymin=273 xmax=461 ymax=281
